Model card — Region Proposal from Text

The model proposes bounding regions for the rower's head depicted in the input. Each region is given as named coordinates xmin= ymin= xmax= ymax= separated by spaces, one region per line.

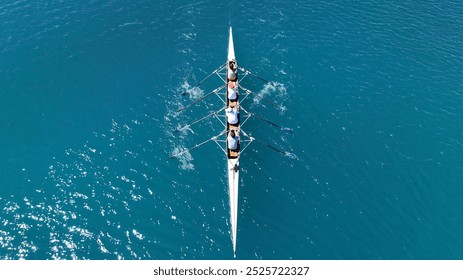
xmin=230 ymin=130 xmax=236 ymax=138
xmin=228 ymin=82 xmax=234 ymax=89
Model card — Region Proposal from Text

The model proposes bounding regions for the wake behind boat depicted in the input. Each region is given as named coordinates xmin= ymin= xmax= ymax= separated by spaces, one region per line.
xmin=171 ymin=27 xmax=294 ymax=256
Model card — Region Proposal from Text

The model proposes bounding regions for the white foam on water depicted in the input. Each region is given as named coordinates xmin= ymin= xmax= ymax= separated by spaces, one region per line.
xmin=181 ymin=32 xmax=196 ymax=41
xmin=260 ymin=82 xmax=287 ymax=98
xmin=132 ymin=229 xmax=144 ymax=240
xmin=179 ymin=80 xmax=204 ymax=100
xmin=2 ymin=104 xmax=162 ymax=259
xmin=284 ymin=152 xmax=299 ymax=160
xmin=97 ymin=237 xmax=109 ymax=253
xmin=252 ymin=82 xmax=288 ymax=114
xmin=172 ymin=146 xmax=194 ymax=170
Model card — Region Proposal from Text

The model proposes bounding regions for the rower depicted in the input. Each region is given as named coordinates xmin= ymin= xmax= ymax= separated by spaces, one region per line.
xmin=228 ymin=82 xmax=237 ymax=101
xmin=228 ymin=60 xmax=237 ymax=81
xmin=229 ymin=60 xmax=237 ymax=71
xmin=227 ymin=130 xmax=239 ymax=151
xmin=225 ymin=105 xmax=238 ymax=125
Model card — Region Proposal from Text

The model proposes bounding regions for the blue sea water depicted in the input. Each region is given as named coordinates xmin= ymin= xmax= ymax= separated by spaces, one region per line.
xmin=1 ymin=0 xmax=463 ymax=259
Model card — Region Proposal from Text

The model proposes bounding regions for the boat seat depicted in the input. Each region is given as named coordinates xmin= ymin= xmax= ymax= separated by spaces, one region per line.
xmin=228 ymin=142 xmax=240 ymax=158
xmin=229 ymin=150 xmax=239 ymax=158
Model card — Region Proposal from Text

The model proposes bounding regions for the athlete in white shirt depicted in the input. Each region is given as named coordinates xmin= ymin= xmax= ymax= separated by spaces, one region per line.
xmin=228 ymin=82 xmax=237 ymax=101
xmin=225 ymin=106 xmax=238 ymax=125
xmin=227 ymin=130 xmax=239 ymax=150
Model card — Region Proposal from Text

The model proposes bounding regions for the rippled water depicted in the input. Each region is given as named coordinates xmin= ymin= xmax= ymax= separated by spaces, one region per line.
xmin=1 ymin=0 xmax=463 ymax=259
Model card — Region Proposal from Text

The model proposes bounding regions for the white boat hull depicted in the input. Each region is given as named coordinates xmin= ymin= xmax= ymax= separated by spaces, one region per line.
xmin=227 ymin=158 xmax=239 ymax=254
xmin=226 ymin=27 xmax=239 ymax=255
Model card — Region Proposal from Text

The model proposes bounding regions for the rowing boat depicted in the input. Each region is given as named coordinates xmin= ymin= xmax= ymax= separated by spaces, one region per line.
xmin=171 ymin=27 xmax=293 ymax=256
xmin=226 ymin=27 xmax=239 ymax=255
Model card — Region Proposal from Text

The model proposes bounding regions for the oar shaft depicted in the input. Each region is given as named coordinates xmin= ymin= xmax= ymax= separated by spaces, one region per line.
xmin=175 ymin=106 xmax=225 ymax=132
xmin=252 ymin=114 xmax=280 ymax=128
xmin=170 ymin=130 xmax=227 ymax=158
xmin=265 ymin=143 xmax=287 ymax=156
xmin=182 ymin=63 xmax=226 ymax=96
xmin=240 ymin=107 xmax=279 ymax=128
xmin=241 ymin=106 xmax=293 ymax=133
xmin=239 ymin=67 xmax=270 ymax=83
xmin=175 ymin=112 xmax=214 ymax=132
xmin=239 ymin=85 xmax=280 ymax=110
xmin=177 ymin=84 xmax=225 ymax=113
xmin=241 ymin=131 xmax=288 ymax=157
xmin=170 ymin=138 xmax=213 ymax=158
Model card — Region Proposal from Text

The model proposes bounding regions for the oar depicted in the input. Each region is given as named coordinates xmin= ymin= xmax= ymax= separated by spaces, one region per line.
xmin=177 ymin=84 xmax=226 ymax=113
xmin=241 ymin=131 xmax=296 ymax=158
xmin=170 ymin=137 xmax=215 ymax=159
xmin=239 ymin=67 xmax=272 ymax=84
xmin=182 ymin=63 xmax=226 ymax=96
xmin=170 ymin=130 xmax=226 ymax=159
xmin=174 ymin=106 xmax=225 ymax=133
xmin=240 ymin=107 xmax=293 ymax=133
xmin=239 ymin=85 xmax=281 ymax=110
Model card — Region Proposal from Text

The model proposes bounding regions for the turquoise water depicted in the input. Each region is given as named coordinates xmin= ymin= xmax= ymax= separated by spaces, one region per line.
xmin=1 ymin=0 xmax=463 ymax=259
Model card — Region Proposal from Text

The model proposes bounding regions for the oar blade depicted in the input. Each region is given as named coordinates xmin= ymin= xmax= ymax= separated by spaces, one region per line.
xmin=174 ymin=126 xmax=187 ymax=133
xmin=280 ymin=127 xmax=294 ymax=134
xmin=283 ymin=152 xmax=298 ymax=160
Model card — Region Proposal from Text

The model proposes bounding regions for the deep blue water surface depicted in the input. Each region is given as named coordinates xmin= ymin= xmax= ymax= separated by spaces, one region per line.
xmin=1 ymin=0 xmax=463 ymax=259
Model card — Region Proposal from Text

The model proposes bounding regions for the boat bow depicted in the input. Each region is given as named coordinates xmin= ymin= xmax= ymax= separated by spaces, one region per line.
xmin=228 ymin=27 xmax=235 ymax=61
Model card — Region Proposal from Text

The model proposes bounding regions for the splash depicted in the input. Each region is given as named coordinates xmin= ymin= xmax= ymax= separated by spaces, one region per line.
xmin=252 ymin=82 xmax=288 ymax=114
xmin=179 ymin=125 xmax=194 ymax=135
xmin=284 ymin=152 xmax=299 ymax=160
xmin=172 ymin=146 xmax=194 ymax=170
xmin=259 ymin=82 xmax=287 ymax=98
xmin=165 ymin=79 xmax=203 ymax=119
xmin=179 ymin=80 xmax=204 ymax=100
